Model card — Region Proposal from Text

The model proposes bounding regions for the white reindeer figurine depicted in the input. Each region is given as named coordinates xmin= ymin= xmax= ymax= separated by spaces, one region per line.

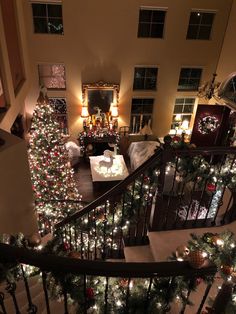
xmin=99 ymin=150 xmax=115 ymax=172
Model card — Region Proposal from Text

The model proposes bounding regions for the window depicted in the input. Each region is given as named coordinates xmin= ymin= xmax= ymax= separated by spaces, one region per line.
xmin=171 ymin=98 xmax=195 ymax=130
xmin=187 ymin=11 xmax=215 ymax=40
xmin=133 ymin=67 xmax=158 ymax=90
xmin=220 ymin=75 xmax=236 ymax=104
xmin=49 ymin=98 xmax=68 ymax=134
xmin=38 ymin=64 xmax=66 ymax=90
xmin=138 ymin=8 xmax=166 ymax=38
xmin=130 ymin=98 xmax=154 ymax=133
xmin=178 ymin=68 xmax=202 ymax=91
xmin=32 ymin=3 xmax=63 ymax=34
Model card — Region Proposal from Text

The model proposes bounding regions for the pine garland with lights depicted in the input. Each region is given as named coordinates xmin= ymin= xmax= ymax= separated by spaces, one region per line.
xmin=28 ymin=92 xmax=82 ymax=234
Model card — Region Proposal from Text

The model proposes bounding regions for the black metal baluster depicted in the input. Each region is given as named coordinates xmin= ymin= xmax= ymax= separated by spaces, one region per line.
xmin=20 ymin=265 xmax=37 ymax=313
xmin=80 ymin=229 xmax=84 ymax=259
xmin=118 ymin=192 xmax=126 ymax=257
xmin=42 ymin=272 xmax=51 ymax=314
xmin=196 ymin=283 xmax=213 ymax=314
xmin=212 ymin=186 xmax=226 ymax=225
xmin=74 ymin=222 xmax=78 ymax=251
xmin=173 ymin=180 xmax=186 ymax=227
xmin=134 ymin=174 xmax=144 ymax=243
xmin=87 ymin=213 xmax=90 ymax=260
xmin=110 ymin=204 xmax=115 ymax=258
xmin=142 ymin=185 xmax=152 ymax=240
xmin=125 ymin=278 xmax=131 ymax=313
xmin=180 ymin=278 xmax=194 ymax=314
xmin=164 ymin=158 xmax=179 ymax=228
xmin=102 ymin=203 xmax=107 ymax=260
xmin=194 ymin=179 xmax=208 ymax=224
xmin=145 ymin=277 xmax=153 ymax=309
xmin=68 ymin=224 xmax=72 ymax=249
xmin=221 ymin=192 xmax=233 ymax=224
xmin=182 ymin=157 xmax=202 ymax=228
xmin=0 ymin=292 xmax=7 ymax=314
xmin=62 ymin=283 xmax=68 ymax=314
xmin=5 ymin=282 xmax=20 ymax=314
xmin=104 ymin=277 xmax=109 ymax=314
xmin=127 ymin=181 xmax=136 ymax=244
xmin=83 ymin=275 xmax=87 ymax=314
xmin=94 ymin=209 xmax=98 ymax=259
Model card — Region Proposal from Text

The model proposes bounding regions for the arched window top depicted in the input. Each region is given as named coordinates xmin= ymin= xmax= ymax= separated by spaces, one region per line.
xmin=218 ymin=72 xmax=236 ymax=106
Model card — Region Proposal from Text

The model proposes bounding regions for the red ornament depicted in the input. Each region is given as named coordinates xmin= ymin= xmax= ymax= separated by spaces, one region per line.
xmin=207 ymin=183 xmax=216 ymax=192
xmin=195 ymin=277 xmax=203 ymax=285
xmin=86 ymin=287 xmax=94 ymax=299
xmin=172 ymin=136 xmax=181 ymax=142
xmin=63 ymin=242 xmax=70 ymax=251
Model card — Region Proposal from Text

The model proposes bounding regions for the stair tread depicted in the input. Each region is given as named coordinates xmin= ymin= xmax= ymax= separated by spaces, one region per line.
xmin=148 ymin=223 xmax=236 ymax=262
xmin=124 ymin=245 xmax=154 ymax=262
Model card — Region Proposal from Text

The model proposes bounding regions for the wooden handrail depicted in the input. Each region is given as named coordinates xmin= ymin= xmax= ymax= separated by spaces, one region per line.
xmin=175 ymin=146 xmax=236 ymax=155
xmin=0 ymin=243 xmax=217 ymax=278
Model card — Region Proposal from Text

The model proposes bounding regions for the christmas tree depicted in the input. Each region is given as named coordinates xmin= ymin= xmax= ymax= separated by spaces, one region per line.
xmin=28 ymin=89 xmax=82 ymax=234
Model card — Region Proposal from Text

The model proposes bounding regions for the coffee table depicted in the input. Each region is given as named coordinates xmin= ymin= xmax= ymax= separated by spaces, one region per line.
xmin=89 ymin=155 xmax=129 ymax=190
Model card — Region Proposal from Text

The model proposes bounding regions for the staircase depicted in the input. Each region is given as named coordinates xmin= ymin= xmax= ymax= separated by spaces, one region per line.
xmin=1 ymin=141 xmax=236 ymax=313
xmin=0 ymin=275 xmax=77 ymax=313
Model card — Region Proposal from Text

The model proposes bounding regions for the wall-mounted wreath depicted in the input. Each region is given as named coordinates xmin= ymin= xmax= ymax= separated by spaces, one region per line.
xmin=198 ymin=115 xmax=219 ymax=134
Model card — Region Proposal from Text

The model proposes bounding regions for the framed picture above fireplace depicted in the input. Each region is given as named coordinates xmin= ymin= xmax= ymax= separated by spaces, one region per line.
xmin=82 ymin=81 xmax=119 ymax=116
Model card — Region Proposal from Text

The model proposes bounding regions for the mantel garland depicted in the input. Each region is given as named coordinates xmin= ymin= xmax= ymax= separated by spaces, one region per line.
xmin=78 ymin=130 xmax=120 ymax=153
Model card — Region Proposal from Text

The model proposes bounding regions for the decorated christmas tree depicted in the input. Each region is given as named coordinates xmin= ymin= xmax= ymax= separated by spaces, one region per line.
xmin=28 ymin=88 xmax=82 ymax=234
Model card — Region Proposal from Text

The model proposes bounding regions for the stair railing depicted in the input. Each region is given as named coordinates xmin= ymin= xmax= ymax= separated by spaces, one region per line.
xmin=41 ymin=139 xmax=236 ymax=260
xmin=53 ymin=147 xmax=163 ymax=259
xmin=0 ymin=242 xmax=218 ymax=314
xmin=150 ymin=143 xmax=236 ymax=230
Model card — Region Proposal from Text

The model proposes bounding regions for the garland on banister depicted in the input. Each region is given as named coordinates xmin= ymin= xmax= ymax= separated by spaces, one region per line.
xmin=173 ymin=230 xmax=236 ymax=313
xmin=171 ymin=136 xmax=236 ymax=190
xmin=2 ymin=231 xmax=236 ymax=312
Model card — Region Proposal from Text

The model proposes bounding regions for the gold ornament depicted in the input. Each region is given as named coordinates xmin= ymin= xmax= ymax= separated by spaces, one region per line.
xmin=175 ymin=245 xmax=190 ymax=261
xmin=211 ymin=235 xmax=224 ymax=246
xmin=68 ymin=251 xmax=81 ymax=259
xmin=188 ymin=250 xmax=206 ymax=269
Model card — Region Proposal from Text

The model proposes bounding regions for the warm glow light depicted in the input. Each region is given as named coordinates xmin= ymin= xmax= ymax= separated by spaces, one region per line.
xmin=111 ymin=106 xmax=119 ymax=118
xmin=175 ymin=114 xmax=182 ymax=122
xmin=181 ymin=120 xmax=189 ymax=130
xmin=81 ymin=106 xmax=89 ymax=118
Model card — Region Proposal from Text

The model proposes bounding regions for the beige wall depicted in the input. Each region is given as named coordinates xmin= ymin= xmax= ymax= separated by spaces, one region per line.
xmin=216 ymin=0 xmax=236 ymax=84
xmin=0 ymin=2 xmax=38 ymax=236
xmin=0 ymin=129 xmax=38 ymax=235
xmin=23 ymin=0 xmax=232 ymax=138
xmin=0 ymin=0 xmax=32 ymax=132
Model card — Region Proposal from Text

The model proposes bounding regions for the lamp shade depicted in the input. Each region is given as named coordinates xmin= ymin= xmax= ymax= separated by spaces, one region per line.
xmin=81 ymin=106 xmax=89 ymax=118
xmin=175 ymin=114 xmax=182 ymax=122
xmin=111 ymin=106 xmax=119 ymax=118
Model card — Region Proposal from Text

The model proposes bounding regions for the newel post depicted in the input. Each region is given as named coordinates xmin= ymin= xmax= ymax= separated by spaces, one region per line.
xmin=149 ymin=135 xmax=175 ymax=230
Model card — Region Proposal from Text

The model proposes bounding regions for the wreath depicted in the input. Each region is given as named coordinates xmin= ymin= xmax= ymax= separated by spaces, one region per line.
xmin=198 ymin=115 xmax=219 ymax=134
